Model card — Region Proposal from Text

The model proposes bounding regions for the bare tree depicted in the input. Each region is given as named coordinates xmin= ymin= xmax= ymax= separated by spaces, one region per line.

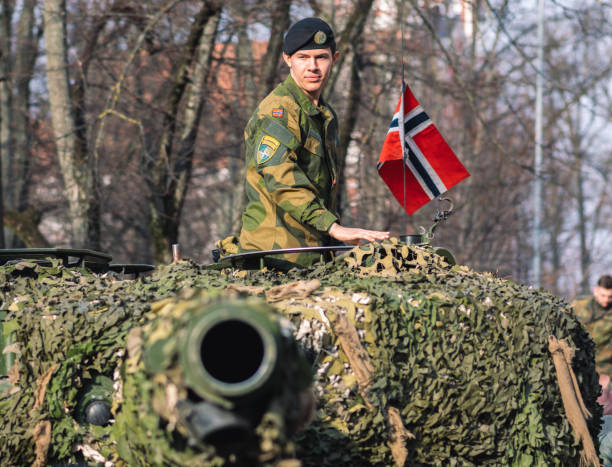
xmin=43 ymin=0 xmax=98 ymax=248
xmin=258 ymin=0 xmax=292 ymax=100
xmin=0 ymin=0 xmax=9 ymax=248
xmin=141 ymin=0 xmax=222 ymax=263
xmin=0 ymin=0 xmax=610 ymax=299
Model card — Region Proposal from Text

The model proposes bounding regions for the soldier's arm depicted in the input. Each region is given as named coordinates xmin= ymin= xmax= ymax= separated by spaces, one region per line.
xmin=254 ymin=116 xmax=338 ymax=233
xmin=571 ymin=298 xmax=590 ymax=323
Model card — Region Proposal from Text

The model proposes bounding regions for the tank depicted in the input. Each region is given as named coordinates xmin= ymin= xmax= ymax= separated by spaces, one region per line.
xmin=0 ymin=239 xmax=602 ymax=466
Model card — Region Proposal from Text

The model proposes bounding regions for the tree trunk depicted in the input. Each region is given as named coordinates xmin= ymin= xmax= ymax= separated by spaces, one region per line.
xmin=226 ymin=2 xmax=258 ymax=237
xmin=257 ymin=0 xmax=291 ymax=101
xmin=0 ymin=0 xmax=12 ymax=198
xmin=565 ymin=104 xmax=590 ymax=295
xmin=172 ymin=8 xmax=222 ymax=236
xmin=0 ymin=0 xmax=12 ymax=248
xmin=146 ymin=0 xmax=222 ymax=263
xmin=0 ymin=0 xmax=39 ymax=248
xmin=336 ymin=50 xmax=362 ymax=220
xmin=321 ymin=0 xmax=374 ymax=224
xmin=576 ymin=157 xmax=590 ymax=295
xmin=3 ymin=207 xmax=50 ymax=247
xmin=234 ymin=4 xmax=257 ymax=113
xmin=12 ymin=0 xmax=37 ymax=213
xmin=43 ymin=0 xmax=97 ymax=248
xmin=69 ymin=5 xmax=113 ymax=251
xmin=326 ymin=0 xmax=374 ymax=98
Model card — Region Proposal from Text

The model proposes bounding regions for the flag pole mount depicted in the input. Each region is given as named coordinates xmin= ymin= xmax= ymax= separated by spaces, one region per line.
xmin=398 ymin=197 xmax=454 ymax=245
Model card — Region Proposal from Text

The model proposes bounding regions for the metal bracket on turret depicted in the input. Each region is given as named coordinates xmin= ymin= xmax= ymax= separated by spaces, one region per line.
xmin=419 ymin=197 xmax=454 ymax=243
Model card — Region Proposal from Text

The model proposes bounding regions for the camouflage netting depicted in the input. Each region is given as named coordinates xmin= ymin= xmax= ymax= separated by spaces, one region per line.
xmin=283 ymin=242 xmax=602 ymax=466
xmin=113 ymin=292 xmax=312 ymax=467
xmin=0 ymin=240 xmax=602 ymax=466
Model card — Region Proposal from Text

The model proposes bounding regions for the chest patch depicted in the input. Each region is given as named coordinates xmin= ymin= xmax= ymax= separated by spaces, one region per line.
xmin=257 ymin=135 xmax=281 ymax=165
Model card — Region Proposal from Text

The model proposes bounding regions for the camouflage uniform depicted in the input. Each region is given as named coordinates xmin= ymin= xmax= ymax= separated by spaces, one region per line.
xmin=239 ymin=75 xmax=339 ymax=267
xmin=573 ymin=296 xmax=612 ymax=375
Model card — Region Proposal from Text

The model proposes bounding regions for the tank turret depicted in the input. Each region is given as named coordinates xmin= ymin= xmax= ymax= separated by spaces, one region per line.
xmin=0 ymin=240 xmax=602 ymax=466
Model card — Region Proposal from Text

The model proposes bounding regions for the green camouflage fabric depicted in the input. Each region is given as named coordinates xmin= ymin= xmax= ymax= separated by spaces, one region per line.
xmin=573 ymin=295 xmax=612 ymax=375
xmin=0 ymin=243 xmax=603 ymax=466
xmin=239 ymin=75 xmax=339 ymax=267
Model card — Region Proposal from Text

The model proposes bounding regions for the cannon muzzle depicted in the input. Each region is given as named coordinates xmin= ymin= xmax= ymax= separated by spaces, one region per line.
xmin=180 ymin=301 xmax=286 ymax=402
xmin=138 ymin=297 xmax=311 ymax=445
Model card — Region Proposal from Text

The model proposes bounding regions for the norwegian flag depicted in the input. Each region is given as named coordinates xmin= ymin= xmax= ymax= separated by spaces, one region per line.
xmin=377 ymin=83 xmax=470 ymax=215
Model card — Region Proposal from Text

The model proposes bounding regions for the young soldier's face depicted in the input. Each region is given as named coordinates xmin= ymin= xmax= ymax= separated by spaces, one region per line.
xmin=594 ymin=286 xmax=612 ymax=309
xmin=283 ymin=48 xmax=339 ymax=101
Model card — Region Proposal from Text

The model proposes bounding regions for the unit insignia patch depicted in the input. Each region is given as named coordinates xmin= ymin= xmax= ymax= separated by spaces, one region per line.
xmin=257 ymin=135 xmax=281 ymax=165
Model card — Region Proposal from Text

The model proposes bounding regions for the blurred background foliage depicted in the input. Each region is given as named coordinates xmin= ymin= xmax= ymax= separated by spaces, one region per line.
xmin=1 ymin=0 xmax=612 ymax=299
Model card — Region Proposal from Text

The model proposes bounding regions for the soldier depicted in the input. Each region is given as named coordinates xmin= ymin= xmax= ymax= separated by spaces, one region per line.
xmin=238 ymin=17 xmax=389 ymax=267
xmin=573 ymin=275 xmax=612 ymax=375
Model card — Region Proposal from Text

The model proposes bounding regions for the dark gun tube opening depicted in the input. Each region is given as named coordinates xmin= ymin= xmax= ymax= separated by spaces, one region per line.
xmin=174 ymin=301 xmax=298 ymax=443
xmin=200 ymin=319 xmax=265 ymax=385
xmin=181 ymin=302 xmax=280 ymax=401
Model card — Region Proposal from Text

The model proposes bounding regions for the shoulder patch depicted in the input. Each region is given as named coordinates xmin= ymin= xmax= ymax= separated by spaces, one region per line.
xmin=257 ymin=135 xmax=281 ymax=165
xmin=272 ymin=108 xmax=284 ymax=118
xmin=261 ymin=117 xmax=300 ymax=151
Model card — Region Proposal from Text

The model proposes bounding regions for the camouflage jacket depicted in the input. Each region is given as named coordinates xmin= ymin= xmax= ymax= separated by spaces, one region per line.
xmin=573 ymin=296 xmax=612 ymax=375
xmin=238 ymin=75 xmax=339 ymax=267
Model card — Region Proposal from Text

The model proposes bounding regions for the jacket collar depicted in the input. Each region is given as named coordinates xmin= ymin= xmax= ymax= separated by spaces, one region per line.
xmin=588 ymin=296 xmax=609 ymax=321
xmin=284 ymin=75 xmax=330 ymax=118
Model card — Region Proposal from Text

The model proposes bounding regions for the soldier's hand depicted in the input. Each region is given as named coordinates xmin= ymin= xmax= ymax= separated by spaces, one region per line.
xmin=328 ymin=223 xmax=390 ymax=245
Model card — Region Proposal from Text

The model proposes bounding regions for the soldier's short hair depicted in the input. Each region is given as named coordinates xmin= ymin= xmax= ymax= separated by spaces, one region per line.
xmin=597 ymin=275 xmax=612 ymax=289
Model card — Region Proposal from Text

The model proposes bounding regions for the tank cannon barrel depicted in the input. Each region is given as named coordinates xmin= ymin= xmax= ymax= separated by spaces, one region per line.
xmin=180 ymin=302 xmax=285 ymax=402
xmin=138 ymin=298 xmax=311 ymax=446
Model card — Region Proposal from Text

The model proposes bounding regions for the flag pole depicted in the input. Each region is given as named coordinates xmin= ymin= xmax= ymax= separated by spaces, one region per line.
xmin=399 ymin=0 xmax=408 ymax=223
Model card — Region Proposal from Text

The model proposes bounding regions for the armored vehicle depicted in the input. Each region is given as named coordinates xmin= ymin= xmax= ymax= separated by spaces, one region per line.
xmin=0 ymin=235 xmax=602 ymax=466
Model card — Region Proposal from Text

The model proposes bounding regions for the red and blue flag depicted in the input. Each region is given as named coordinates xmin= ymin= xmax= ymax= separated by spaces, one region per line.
xmin=377 ymin=83 xmax=470 ymax=215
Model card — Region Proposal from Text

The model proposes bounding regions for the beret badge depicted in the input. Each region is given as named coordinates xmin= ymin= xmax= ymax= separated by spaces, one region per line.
xmin=314 ymin=30 xmax=327 ymax=45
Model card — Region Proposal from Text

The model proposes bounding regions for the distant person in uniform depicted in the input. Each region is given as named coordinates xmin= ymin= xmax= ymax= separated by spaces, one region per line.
xmin=238 ymin=17 xmax=389 ymax=267
xmin=573 ymin=275 xmax=612 ymax=375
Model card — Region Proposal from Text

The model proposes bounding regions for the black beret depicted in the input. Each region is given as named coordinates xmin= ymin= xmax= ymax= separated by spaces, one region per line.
xmin=283 ymin=17 xmax=336 ymax=56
